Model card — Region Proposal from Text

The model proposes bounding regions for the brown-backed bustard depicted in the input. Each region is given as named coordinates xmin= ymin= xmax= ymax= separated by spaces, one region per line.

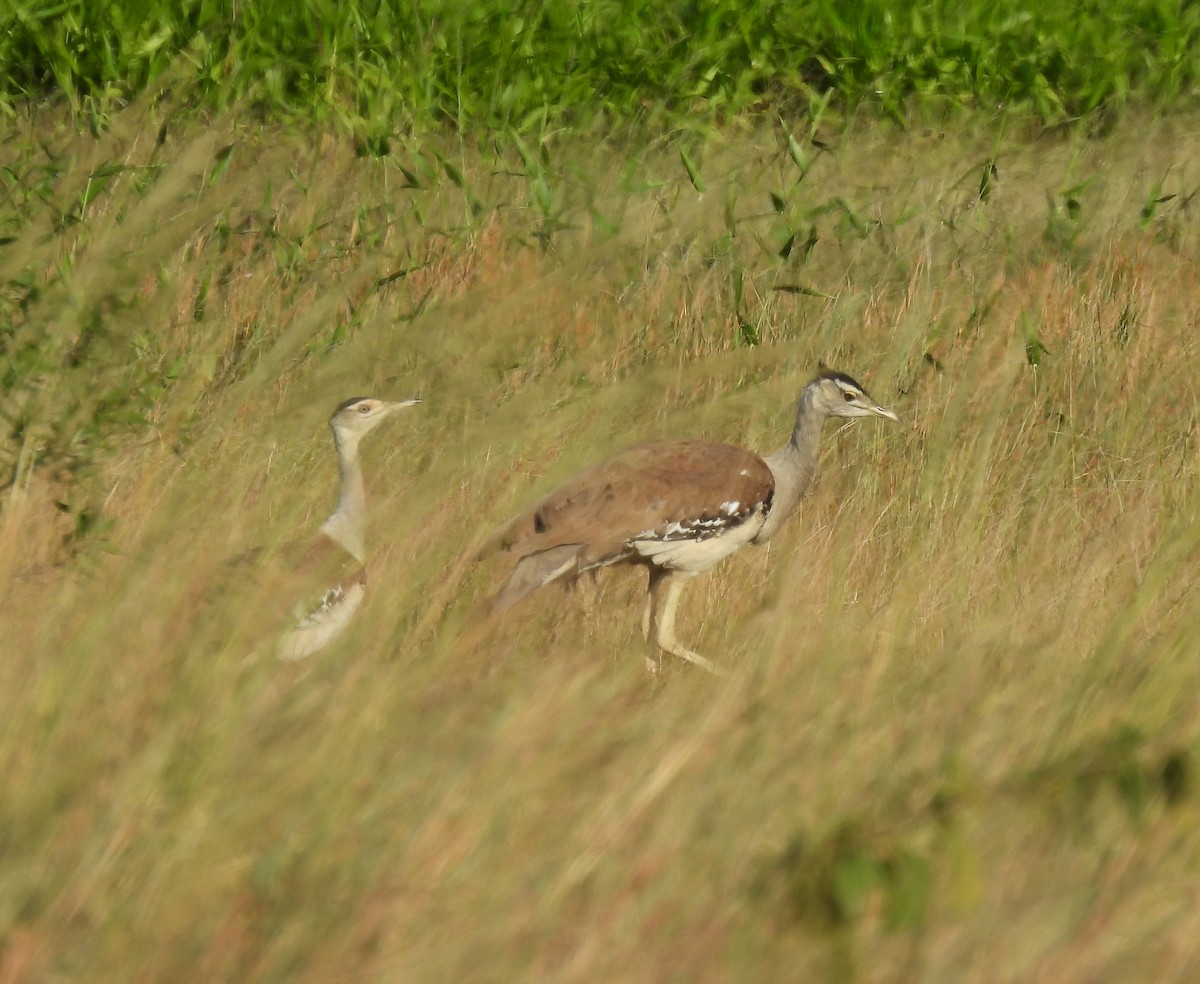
xmin=479 ymin=370 xmax=898 ymax=674
xmin=272 ymin=396 xmax=419 ymax=661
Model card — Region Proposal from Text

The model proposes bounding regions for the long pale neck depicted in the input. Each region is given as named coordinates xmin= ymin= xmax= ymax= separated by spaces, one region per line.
xmin=756 ymin=389 xmax=826 ymax=542
xmin=319 ymin=431 xmax=366 ymax=561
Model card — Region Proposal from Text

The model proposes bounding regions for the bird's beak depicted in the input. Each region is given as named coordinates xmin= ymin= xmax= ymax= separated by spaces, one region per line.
xmin=872 ymin=404 xmax=901 ymax=423
xmin=387 ymin=398 xmax=421 ymax=414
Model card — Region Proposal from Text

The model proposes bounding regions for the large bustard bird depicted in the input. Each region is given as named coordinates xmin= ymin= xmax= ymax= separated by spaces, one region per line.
xmin=479 ymin=370 xmax=898 ymax=673
xmin=272 ymin=396 xmax=419 ymax=661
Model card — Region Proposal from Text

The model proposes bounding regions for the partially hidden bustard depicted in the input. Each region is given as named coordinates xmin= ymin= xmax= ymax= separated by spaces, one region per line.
xmin=272 ymin=396 xmax=419 ymax=661
xmin=479 ymin=370 xmax=898 ymax=674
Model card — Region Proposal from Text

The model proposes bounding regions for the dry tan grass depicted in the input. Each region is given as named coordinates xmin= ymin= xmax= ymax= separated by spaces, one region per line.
xmin=3 ymin=108 xmax=1200 ymax=983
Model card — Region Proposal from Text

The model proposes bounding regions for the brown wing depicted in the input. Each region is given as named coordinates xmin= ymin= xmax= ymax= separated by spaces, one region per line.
xmin=486 ymin=439 xmax=774 ymax=566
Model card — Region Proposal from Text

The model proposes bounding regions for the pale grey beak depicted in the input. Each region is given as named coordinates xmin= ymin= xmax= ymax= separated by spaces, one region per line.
xmin=872 ymin=404 xmax=901 ymax=423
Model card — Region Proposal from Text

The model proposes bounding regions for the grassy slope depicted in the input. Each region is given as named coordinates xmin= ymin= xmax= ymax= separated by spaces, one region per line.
xmin=3 ymin=103 xmax=1200 ymax=982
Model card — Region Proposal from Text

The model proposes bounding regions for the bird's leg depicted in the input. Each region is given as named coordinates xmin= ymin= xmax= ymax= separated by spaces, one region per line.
xmin=642 ymin=567 xmax=666 ymax=673
xmin=649 ymin=569 xmax=723 ymax=676
xmin=642 ymin=567 xmax=663 ymax=639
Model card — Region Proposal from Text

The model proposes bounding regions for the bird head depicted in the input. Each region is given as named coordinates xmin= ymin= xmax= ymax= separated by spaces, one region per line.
xmin=329 ymin=396 xmax=421 ymax=441
xmin=808 ymin=370 xmax=899 ymax=422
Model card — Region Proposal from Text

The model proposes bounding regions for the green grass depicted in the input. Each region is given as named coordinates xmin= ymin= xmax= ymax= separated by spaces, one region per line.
xmin=3 ymin=0 xmax=1200 ymax=138
xmin=4 ymin=75 xmax=1200 ymax=984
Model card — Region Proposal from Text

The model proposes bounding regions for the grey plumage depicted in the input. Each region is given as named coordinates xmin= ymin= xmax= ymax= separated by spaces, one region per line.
xmin=480 ymin=370 xmax=899 ymax=673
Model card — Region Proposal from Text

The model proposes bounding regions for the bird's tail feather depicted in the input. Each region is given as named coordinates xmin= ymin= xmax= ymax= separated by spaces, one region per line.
xmin=490 ymin=544 xmax=584 ymax=612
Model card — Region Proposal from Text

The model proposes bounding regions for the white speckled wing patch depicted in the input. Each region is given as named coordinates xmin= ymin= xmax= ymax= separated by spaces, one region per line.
xmin=278 ymin=581 xmax=366 ymax=661
xmin=630 ymin=505 xmax=767 ymax=572
xmin=631 ymin=498 xmax=765 ymax=545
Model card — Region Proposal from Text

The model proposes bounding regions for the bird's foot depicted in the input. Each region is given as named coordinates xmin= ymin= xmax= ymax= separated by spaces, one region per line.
xmin=665 ymin=645 xmax=724 ymax=676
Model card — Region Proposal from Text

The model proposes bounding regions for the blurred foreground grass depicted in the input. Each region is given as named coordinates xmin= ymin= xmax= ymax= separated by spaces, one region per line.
xmin=3 ymin=104 xmax=1200 ymax=981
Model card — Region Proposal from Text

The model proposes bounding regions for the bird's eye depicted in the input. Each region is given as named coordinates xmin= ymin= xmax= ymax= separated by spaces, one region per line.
xmin=843 ymin=391 xmax=857 ymax=403
xmin=359 ymin=404 xmax=371 ymax=414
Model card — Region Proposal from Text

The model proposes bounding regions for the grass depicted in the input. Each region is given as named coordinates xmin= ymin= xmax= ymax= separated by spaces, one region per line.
xmin=4 ymin=90 xmax=1200 ymax=981
xmin=3 ymin=0 xmax=1200 ymax=137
